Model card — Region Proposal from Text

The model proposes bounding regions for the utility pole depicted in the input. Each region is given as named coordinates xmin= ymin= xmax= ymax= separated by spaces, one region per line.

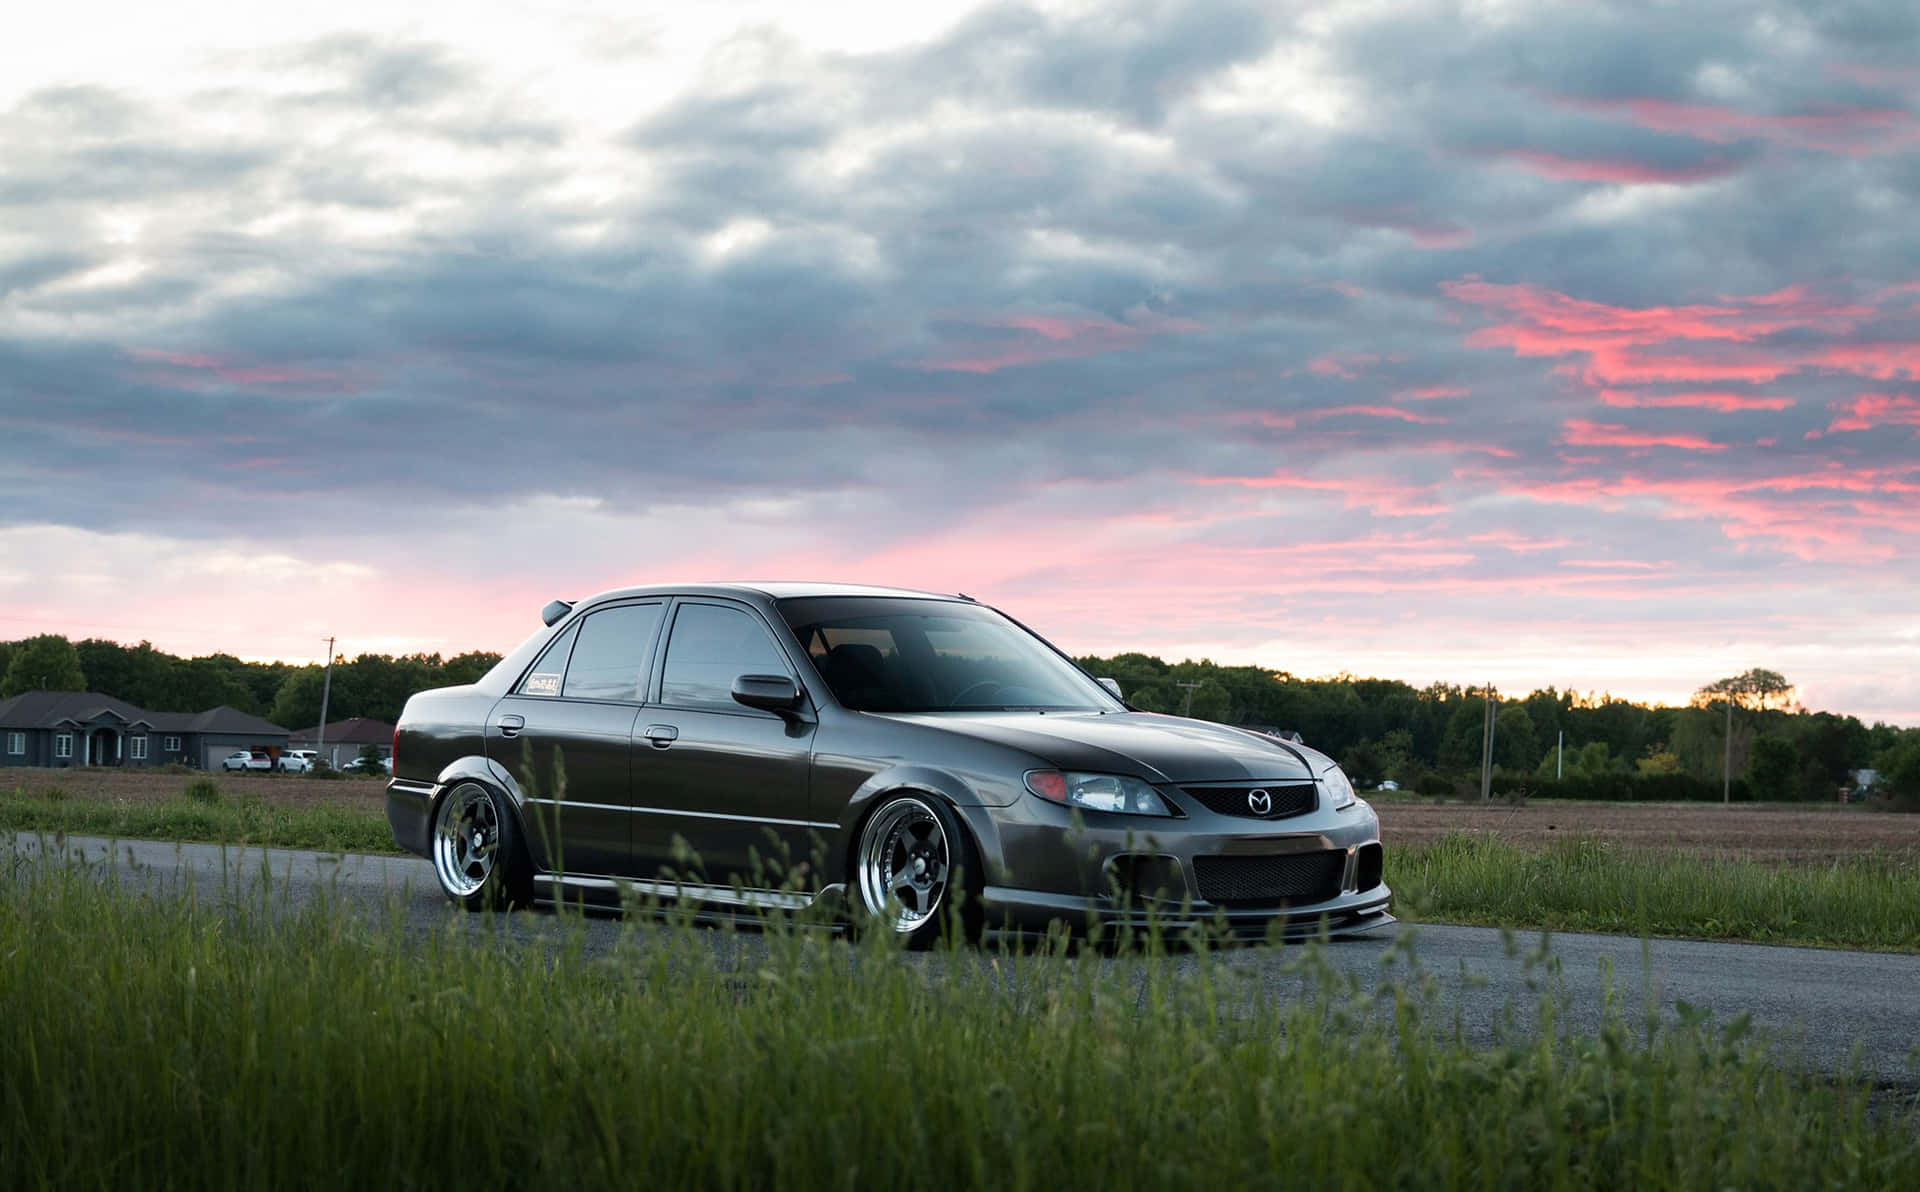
xmin=316 ymin=637 xmax=335 ymax=770
xmin=1556 ymin=730 xmax=1563 ymax=780
xmin=1722 ymin=694 xmax=1733 ymax=804
xmin=1176 ymin=681 xmax=1203 ymax=718
xmin=1480 ymin=683 xmax=1497 ymax=802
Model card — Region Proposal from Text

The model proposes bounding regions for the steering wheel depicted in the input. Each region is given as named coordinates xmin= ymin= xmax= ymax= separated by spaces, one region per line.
xmin=948 ymin=680 xmax=1003 ymax=707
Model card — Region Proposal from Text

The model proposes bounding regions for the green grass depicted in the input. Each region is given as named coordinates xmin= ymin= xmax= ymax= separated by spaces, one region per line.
xmin=1396 ymin=833 xmax=1920 ymax=952
xmin=0 ymin=787 xmax=397 ymax=854
xmin=2 ymin=850 xmax=1915 ymax=1190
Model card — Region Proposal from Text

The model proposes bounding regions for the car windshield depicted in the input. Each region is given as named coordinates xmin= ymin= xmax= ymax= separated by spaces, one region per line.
xmin=777 ymin=596 xmax=1121 ymax=713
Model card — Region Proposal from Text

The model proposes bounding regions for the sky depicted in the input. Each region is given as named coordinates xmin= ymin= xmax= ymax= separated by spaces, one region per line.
xmin=2 ymin=0 xmax=1918 ymax=724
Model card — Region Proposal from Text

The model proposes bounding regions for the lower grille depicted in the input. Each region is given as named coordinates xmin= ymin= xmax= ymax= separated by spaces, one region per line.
xmin=1181 ymin=783 xmax=1316 ymax=820
xmin=1355 ymin=843 xmax=1383 ymax=892
xmin=1193 ymin=851 xmax=1346 ymax=907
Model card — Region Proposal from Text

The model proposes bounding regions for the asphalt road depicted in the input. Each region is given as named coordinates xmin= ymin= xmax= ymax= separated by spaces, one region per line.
xmin=15 ymin=833 xmax=1920 ymax=1091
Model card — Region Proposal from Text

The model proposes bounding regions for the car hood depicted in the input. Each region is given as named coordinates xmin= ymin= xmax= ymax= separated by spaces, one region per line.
xmin=882 ymin=710 xmax=1332 ymax=784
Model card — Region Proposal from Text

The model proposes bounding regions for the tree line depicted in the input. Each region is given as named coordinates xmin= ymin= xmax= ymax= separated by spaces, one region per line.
xmin=1077 ymin=655 xmax=1920 ymax=800
xmin=0 ymin=635 xmax=501 ymax=731
xmin=5 ymin=632 xmax=1917 ymax=797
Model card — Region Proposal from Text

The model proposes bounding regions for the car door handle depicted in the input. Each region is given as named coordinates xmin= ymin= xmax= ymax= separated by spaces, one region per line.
xmin=496 ymin=714 xmax=526 ymax=738
xmin=643 ymin=724 xmax=679 ymax=749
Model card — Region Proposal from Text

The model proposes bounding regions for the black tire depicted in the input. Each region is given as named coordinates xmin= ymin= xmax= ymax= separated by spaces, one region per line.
xmin=851 ymin=792 xmax=983 ymax=948
xmin=430 ymin=781 xmax=533 ymax=910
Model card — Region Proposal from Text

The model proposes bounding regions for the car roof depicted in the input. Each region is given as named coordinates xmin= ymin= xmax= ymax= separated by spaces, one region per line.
xmin=570 ymin=581 xmax=973 ymax=607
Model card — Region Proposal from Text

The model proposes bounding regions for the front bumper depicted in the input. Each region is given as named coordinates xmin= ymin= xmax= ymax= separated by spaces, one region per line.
xmin=957 ymin=795 xmax=1393 ymax=940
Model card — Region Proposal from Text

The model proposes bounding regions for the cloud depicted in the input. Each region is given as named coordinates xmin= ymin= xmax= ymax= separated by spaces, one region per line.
xmin=4 ymin=0 xmax=1920 ymax=722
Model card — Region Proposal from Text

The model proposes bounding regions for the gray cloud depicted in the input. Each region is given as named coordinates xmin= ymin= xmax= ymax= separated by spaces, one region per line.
xmin=0 ymin=0 xmax=1915 ymax=586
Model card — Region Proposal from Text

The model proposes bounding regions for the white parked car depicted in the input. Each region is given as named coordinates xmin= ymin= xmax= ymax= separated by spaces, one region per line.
xmin=276 ymin=751 xmax=314 ymax=773
xmin=221 ymin=750 xmax=271 ymax=772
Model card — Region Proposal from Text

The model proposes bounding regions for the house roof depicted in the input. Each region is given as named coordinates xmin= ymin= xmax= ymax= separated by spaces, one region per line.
xmin=290 ymin=717 xmax=396 ymax=745
xmin=0 ymin=691 xmax=287 ymax=736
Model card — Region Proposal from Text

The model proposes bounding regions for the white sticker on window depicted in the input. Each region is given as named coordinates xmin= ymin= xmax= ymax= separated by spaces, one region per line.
xmin=524 ymin=673 xmax=562 ymax=696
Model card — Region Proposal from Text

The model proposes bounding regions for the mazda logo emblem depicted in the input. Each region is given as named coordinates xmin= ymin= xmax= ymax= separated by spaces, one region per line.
xmin=1247 ymin=788 xmax=1272 ymax=815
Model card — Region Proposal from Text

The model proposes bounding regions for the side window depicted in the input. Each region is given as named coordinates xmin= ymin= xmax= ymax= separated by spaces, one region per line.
xmin=562 ymin=604 xmax=665 ymax=702
xmin=516 ymin=622 xmax=580 ymax=697
xmin=661 ymin=604 xmax=793 ymax=712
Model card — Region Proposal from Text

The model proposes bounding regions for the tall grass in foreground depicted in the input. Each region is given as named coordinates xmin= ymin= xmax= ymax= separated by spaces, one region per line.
xmin=1395 ymin=834 xmax=1920 ymax=952
xmin=3 ymin=850 xmax=1916 ymax=1190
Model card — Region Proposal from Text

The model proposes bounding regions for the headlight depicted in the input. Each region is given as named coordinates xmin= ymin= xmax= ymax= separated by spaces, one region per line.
xmin=1321 ymin=766 xmax=1357 ymax=810
xmin=1025 ymin=770 xmax=1173 ymax=816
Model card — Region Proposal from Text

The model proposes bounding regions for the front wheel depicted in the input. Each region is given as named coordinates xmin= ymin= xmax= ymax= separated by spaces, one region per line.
xmin=853 ymin=793 xmax=981 ymax=947
xmin=431 ymin=781 xmax=531 ymax=910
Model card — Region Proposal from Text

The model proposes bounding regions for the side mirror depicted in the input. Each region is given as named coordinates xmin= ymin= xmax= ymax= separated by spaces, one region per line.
xmin=1096 ymin=676 xmax=1124 ymax=700
xmin=732 ymin=673 xmax=804 ymax=714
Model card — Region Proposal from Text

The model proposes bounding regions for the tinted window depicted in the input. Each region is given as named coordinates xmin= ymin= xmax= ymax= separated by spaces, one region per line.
xmin=778 ymin=596 xmax=1117 ymax=713
xmin=560 ymin=604 xmax=664 ymax=702
xmin=661 ymin=604 xmax=792 ymax=711
xmin=516 ymin=622 xmax=580 ymax=697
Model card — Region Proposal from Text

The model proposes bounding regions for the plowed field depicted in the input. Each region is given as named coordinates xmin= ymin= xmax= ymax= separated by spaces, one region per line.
xmin=1375 ymin=799 xmax=1920 ymax=865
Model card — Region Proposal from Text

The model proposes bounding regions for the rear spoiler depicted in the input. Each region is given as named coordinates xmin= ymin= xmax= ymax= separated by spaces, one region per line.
xmin=540 ymin=599 xmax=575 ymax=626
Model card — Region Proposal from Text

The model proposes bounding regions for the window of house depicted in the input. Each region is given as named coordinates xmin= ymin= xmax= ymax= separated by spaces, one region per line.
xmin=131 ymin=736 xmax=148 ymax=761
xmin=660 ymin=603 xmax=793 ymax=712
xmin=164 ymin=736 xmax=180 ymax=752
xmin=5 ymin=732 xmax=22 ymax=756
xmin=561 ymin=604 xmax=665 ymax=702
xmin=55 ymin=733 xmax=72 ymax=759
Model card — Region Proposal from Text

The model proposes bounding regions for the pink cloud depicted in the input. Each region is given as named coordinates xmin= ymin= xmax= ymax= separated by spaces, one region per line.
xmin=1823 ymin=393 xmax=1920 ymax=434
xmin=1490 ymin=148 xmax=1745 ymax=185
xmin=1597 ymin=389 xmax=1795 ymax=412
xmin=1562 ymin=419 xmax=1728 ymax=451
xmin=1563 ymin=95 xmax=1920 ymax=155
xmin=1302 ymin=405 xmax=1449 ymax=425
xmin=1443 ymin=279 xmax=1911 ymax=404
xmin=1393 ymin=385 xmax=1470 ymax=401
xmin=1307 ymin=352 xmax=1381 ymax=378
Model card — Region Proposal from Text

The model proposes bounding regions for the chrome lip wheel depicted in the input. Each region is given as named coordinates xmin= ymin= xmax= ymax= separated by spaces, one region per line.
xmin=433 ymin=784 xmax=499 ymax=898
xmin=858 ymin=798 xmax=950 ymax=933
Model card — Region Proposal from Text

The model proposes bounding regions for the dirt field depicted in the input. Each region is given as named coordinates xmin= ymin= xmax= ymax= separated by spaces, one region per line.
xmin=1376 ymin=798 xmax=1920 ymax=864
xmin=5 ymin=766 xmax=388 ymax=811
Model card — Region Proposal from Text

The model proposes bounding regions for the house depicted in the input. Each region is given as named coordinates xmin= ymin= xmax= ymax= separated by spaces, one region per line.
xmin=288 ymin=717 xmax=396 ymax=769
xmin=0 ymin=691 xmax=290 ymax=770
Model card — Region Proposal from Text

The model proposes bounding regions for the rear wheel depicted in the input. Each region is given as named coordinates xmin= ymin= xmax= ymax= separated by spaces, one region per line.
xmin=431 ymin=781 xmax=531 ymax=910
xmin=854 ymin=793 xmax=981 ymax=947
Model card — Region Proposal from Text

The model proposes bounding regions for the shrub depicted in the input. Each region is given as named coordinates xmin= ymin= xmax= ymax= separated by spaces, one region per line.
xmin=42 ymin=785 xmax=68 ymax=803
xmin=183 ymin=778 xmax=222 ymax=805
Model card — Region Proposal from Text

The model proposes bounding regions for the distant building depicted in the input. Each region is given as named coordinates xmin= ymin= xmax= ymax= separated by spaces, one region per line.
xmin=289 ymin=717 xmax=396 ymax=769
xmin=0 ymin=691 xmax=289 ymax=770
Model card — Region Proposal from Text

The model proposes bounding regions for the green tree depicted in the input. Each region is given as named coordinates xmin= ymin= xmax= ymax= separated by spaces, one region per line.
xmin=1493 ymin=706 xmax=1538 ymax=772
xmin=269 ymin=666 xmax=327 ymax=730
xmin=1637 ymin=746 xmax=1683 ymax=776
xmin=1875 ymin=733 xmax=1920 ymax=796
xmin=0 ymin=635 xmax=87 ymax=697
xmin=1438 ymin=696 xmax=1492 ymax=771
xmin=1693 ymin=669 xmax=1795 ymax=791
xmin=1746 ymin=735 xmax=1803 ymax=800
